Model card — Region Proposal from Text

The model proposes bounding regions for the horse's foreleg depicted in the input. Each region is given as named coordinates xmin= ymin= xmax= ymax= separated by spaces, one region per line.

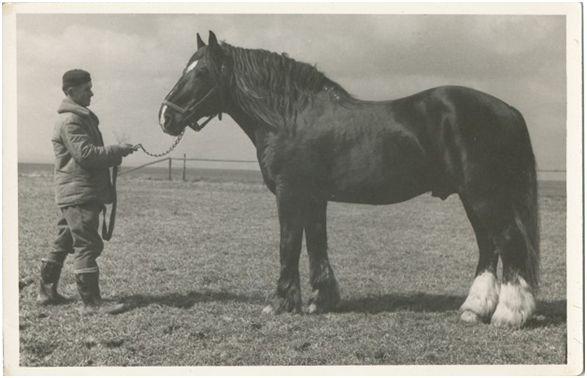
xmin=263 ymin=187 xmax=304 ymax=315
xmin=304 ymin=200 xmax=340 ymax=314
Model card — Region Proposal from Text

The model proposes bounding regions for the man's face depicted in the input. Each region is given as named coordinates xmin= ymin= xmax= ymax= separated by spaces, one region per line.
xmin=67 ymin=81 xmax=93 ymax=107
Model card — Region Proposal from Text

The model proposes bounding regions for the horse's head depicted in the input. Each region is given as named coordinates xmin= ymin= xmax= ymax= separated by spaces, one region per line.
xmin=159 ymin=31 xmax=225 ymax=136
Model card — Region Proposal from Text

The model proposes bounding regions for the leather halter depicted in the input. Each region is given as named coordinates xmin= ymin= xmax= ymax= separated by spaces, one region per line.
xmin=162 ymin=84 xmax=222 ymax=132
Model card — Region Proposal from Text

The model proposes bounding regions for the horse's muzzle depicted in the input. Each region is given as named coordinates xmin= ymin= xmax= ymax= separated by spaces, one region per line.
xmin=159 ymin=104 xmax=185 ymax=136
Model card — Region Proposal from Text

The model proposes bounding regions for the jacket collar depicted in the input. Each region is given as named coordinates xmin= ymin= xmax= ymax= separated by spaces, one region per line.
xmin=57 ymin=97 xmax=92 ymax=117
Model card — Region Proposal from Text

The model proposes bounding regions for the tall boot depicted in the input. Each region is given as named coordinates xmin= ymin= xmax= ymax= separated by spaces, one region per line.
xmin=37 ymin=260 xmax=69 ymax=305
xmin=75 ymin=271 xmax=126 ymax=315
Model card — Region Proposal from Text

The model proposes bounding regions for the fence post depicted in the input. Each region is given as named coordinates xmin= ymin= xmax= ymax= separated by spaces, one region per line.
xmin=182 ymin=153 xmax=186 ymax=181
xmin=168 ymin=158 xmax=172 ymax=181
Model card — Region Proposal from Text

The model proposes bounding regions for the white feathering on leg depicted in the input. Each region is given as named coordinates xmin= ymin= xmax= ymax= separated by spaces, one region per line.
xmin=460 ymin=271 xmax=500 ymax=322
xmin=491 ymin=277 xmax=536 ymax=328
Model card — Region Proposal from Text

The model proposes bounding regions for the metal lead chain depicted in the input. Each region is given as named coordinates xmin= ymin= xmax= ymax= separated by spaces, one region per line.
xmin=134 ymin=130 xmax=185 ymax=157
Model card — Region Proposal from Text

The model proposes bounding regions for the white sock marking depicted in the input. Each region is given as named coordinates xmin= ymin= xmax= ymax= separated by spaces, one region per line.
xmin=460 ymin=271 xmax=500 ymax=320
xmin=491 ymin=277 xmax=536 ymax=328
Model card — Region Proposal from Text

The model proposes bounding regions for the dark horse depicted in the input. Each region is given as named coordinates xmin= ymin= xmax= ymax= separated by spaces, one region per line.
xmin=159 ymin=31 xmax=539 ymax=328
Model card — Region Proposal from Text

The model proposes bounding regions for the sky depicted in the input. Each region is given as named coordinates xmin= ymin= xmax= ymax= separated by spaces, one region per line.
xmin=16 ymin=13 xmax=565 ymax=172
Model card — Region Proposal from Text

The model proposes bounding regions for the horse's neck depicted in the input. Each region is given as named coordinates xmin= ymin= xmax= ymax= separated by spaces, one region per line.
xmin=227 ymin=106 xmax=266 ymax=149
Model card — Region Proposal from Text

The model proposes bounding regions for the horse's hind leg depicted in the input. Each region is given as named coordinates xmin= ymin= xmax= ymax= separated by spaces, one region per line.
xmin=459 ymin=195 xmax=500 ymax=323
xmin=304 ymin=200 xmax=340 ymax=314
xmin=459 ymin=191 xmax=537 ymax=328
xmin=490 ymin=219 xmax=537 ymax=328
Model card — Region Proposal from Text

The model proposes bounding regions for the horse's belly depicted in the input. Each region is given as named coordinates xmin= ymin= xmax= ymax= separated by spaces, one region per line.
xmin=328 ymin=171 xmax=429 ymax=205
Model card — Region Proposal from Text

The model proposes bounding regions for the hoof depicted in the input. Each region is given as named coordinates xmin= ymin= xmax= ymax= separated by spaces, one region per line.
xmin=262 ymin=302 xmax=301 ymax=315
xmin=460 ymin=310 xmax=482 ymax=324
xmin=490 ymin=280 xmax=535 ymax=328
xmin=262 ymin=305 xmax=275 ymax=315
xmin=307 ymin=281 xmax=341 ymax=315
xmin=460 ymin=272 xmax=499 ymax=321
xmin=306 ymin=303 xmax=319 ymax=314
xmin=490 ymin=303 xmax=532 ymax=328
xmin=490 ymin=309 xmax=526 ymax=328
xmin=306 ymin=299 xmax=338 ymax=314
xmin=267 ymin=289 xmax=302 ymax=314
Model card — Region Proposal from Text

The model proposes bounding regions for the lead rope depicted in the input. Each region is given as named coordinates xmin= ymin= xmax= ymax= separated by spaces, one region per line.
xmin=134 ymin=129 xmax=186 ymax=157
xmin=101 ymin=165 xmax=118 ymax=241
xmin=101 ymin=131 xmax=185 ymax=240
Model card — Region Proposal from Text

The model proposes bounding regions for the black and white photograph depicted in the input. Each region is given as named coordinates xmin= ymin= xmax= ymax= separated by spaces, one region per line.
xmin=3 ymin=2 xmax=583 ymax=374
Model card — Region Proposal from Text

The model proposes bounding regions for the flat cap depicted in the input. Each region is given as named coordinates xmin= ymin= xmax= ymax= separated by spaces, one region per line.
xmin=62 ymin=69 xmax=91 ymax=90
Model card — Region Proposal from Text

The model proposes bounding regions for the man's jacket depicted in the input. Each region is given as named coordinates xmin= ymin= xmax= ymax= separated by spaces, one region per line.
xmin=52 ymin=98 xmax=124 ymax=207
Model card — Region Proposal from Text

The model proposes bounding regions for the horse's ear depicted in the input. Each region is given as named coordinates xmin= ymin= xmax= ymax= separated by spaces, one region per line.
xmin=197 ymin=33 xmax=206 ymax=49
xmin=207 ymin=30 xmax=224 ymax=63
xmin=208 ymin=30 xmax=219 ymax=47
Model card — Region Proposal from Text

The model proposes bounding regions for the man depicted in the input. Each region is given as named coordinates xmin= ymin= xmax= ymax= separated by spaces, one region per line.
xmin=37 ymin=69 xmax=136 ymax=315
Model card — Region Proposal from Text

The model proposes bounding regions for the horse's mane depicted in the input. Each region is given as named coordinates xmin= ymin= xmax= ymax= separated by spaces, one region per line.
xmin=221 ymin=43 xmax=355 ymax=129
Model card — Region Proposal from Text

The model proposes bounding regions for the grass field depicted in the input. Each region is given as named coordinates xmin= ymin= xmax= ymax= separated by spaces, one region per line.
xmin=17 ymin=164 xmax=567 ymax=366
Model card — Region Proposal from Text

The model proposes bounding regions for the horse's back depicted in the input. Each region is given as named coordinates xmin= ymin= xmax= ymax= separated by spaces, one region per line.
xmin=264 ymin=85 xmax=532 ymax=205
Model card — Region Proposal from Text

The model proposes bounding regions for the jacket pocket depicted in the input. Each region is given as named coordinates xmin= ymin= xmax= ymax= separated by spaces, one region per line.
xmin=58 ymin=159 xmax=91 ymax=178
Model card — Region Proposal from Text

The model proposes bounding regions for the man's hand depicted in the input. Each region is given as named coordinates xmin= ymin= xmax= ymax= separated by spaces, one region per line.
xmin=118 ymin=143 xmax=138 ymax=157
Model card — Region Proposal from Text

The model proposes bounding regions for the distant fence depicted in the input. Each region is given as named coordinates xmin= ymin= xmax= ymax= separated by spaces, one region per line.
xmin=119 ymin=154 xmax=258 ymax=181
xmin=119 ymin=155 xmax=565 ymax=182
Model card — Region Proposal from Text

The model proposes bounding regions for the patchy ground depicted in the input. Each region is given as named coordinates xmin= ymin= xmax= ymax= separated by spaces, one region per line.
xmin=17 ymin=166 xmax=566 ymax=366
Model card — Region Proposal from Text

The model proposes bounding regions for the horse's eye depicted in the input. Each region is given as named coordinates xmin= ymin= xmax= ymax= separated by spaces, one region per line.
xmin=195 ymin=67 xmax=208 ymax=78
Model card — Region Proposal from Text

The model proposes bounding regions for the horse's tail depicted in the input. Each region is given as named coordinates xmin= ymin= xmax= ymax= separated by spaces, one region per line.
xmin=509 ymin=109 xmax=540 ymax=291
